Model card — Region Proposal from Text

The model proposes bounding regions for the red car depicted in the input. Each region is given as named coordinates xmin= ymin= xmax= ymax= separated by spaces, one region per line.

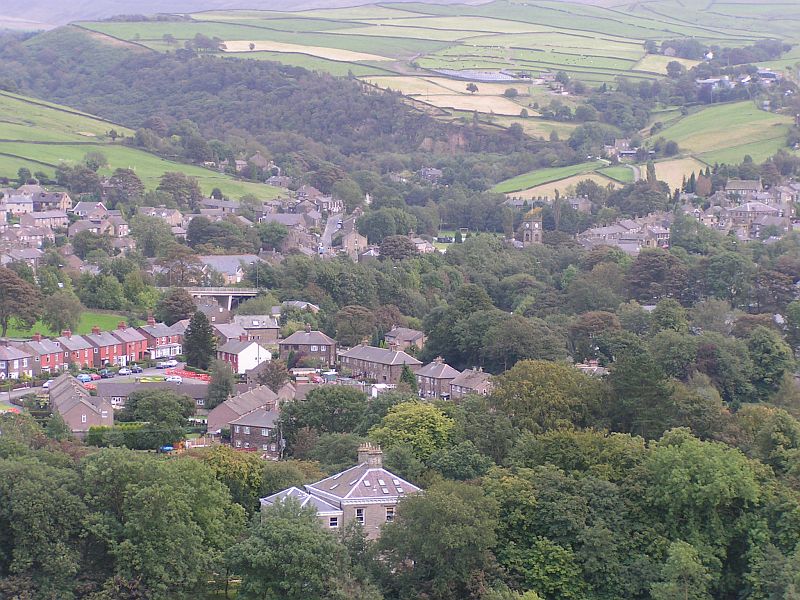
xmin=90 ymin=373 xmax=102 ymax=381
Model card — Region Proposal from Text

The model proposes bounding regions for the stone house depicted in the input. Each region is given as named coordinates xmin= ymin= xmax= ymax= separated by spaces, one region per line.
xmin=0 ymin=344 xmax=33 ymax=379
xmin=416 ymin=358 xmax=460 ymax=399
xmin=339 ymin=344 xmax=422 ymax=384
xmin=232 ymin=315 xmax=280 ymax=345
xmin=48 ymin=374 xmax=114 ymax=437
xmin=261 ymin=444 xmax=420 ymax=539
xmin=449 ymin=368 xmax=493 ymax=400
xmin=229 ymin=407 xmax=281 ymax=458
xmin=206 ymin=385 xmax=278 ymax=434
xmin=19 ymin=211 xmax=69 ymax=229
xmin=384 ymin=327 xmax=426 ymax=352
xmin=278 ymin=329 xmax=337 ymax=368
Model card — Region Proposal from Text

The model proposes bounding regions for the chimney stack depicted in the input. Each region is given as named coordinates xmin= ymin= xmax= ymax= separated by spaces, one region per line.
xmin=147 ymin=315 xmax=156 ymax=327
xmin=91 ymin=326 xmax=100 ymax=335
xmin=62 ymin=329 xmax=71 ymax=339
xmin=305 ymin=323 xmax=311 ymax=333
xmin=32 ymin=333 xmax=42 ymax=342
xmin=357 ymin=443 xmax=383 ymax=468
xmin=239 ymin=334 xmax=249 ymax=342
xmin=117 ymin=321 xmax=127 ymax=331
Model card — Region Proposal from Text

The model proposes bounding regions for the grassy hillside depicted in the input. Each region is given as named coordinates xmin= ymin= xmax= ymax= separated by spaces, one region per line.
xmin=0 ymin=91 xmax=281 ymax=199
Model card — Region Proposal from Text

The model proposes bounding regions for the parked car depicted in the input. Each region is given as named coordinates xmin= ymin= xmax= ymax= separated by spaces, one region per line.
xmin=90 ymin=373 xmax=102 ymax=381
xmin=162 ymin=359 xmax=178 ymax=368
xmin=99 ymin=369 xmax=114 ymax=379
xmin=76 ymin=374 xmax=92 ymax=383
xmin=42 ymin=379 xmax=53 ymax=389
xmin=156 ymin=361 xmax=167 ymax=369
xmin=165 ymin=375 xmax=182 ymax=384
xmin=130 ymin=365 xmax=143 ymax=373
xmin=117 ymin=367 xmax=132 ymax=376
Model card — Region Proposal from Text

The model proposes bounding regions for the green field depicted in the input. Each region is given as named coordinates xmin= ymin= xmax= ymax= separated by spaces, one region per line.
xmin=492 ymin=160 xmax=606 ymax=193
xmin=598 ymin=165 xmax=635 ymax=183
xmin=0 ymin=92 xmax=282 ymax=199
xmin=7 ymin=311 xmax=131 ymax=338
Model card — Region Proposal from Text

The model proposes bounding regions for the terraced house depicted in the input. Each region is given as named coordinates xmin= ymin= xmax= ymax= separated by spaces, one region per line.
xmin=339 ymin=344 xmax=421 ymax=384
xmin=55 ymin=330 xmax=94 ymax=369
xmin=16 ymin=333 xmax=64 ymax=374
xmin=0 ymin=344 xmax=33 ymax=379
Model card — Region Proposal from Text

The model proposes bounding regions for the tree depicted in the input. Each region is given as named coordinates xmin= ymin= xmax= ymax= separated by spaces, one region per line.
xmin=184 ymin=311 xmax=216 ymax=370
xmin=377 ymin=481 xmax=498 ymax=600
xmin=503 ymin=87 xmax=519 ymax=98
xmin=0 ymin=266 xmax=41 ymax=336
xmin=157 ymin=172 xmax=202 ymax=210
xmin=335 ymin=305 xmax=376 ymax=347
xmin=207 ymin=359 xmax=236 ymax=409
xmin=45 ymin=412 xmax=72 ymax=441
xmin=483 ymin=316 xmax=566 ymax=373
xmin=155 ymin=287 xmax=197 ymax=326
xmin=747 ymin=326 xmax=794 ymax=402
xmin=41 ymin=289 xmax=82 ymax=335
xmin=226 ymin=500 xmax=343 ymax=600
xmin=369 ymin=401 xmax=455 ymax=461
xmin=399 ymin=364 xmax=418 ymax=394
xmin=83 ymin=150 xmax=108 ymax=171
xmin=157 ymin=245 xmax=205 ymax=287
xmin=129 ymin=215 xmax=173 ymax=258
xmin=72 ymin=230 xmax=114 ymax=260
xmin=651 ymin=298 xmax=689 ymax=333
xmin=281 ymin=386 xmax=369 ymax=449
xmin=256 ymin=359 xmax=289 ymax=392
xmin=255 ymin=221 xmax=289 ymax=251
xmin=492 ymin=360 xmax=604 ymax=433
xmin=666 ymin=60 xmax=686 ymax=79
xmin=379 ymin=235 xmax=418 ymax=261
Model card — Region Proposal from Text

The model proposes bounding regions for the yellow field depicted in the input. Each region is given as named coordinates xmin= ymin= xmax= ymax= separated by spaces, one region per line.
xmin=510 ymin=172 xmax=619 ymax=199
xmin=634 ymin=54 xmax=700 ymax=74
xmin=492 ymin=116 xmax=578 ymax=138
xmin=364 ymin=76 xmax=456 ymax=95
xmin=415 ymin=94 xmax=527 ymax=115
xmin=654 ymin=157 xmax=708 ymax=190
xmin=221 ymin=40 xmax=393 ymax=61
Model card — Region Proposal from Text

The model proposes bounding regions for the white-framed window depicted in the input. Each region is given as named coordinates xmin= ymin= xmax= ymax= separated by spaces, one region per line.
xmin=243 ymin=426 xmax=250 ymax=434
xmin=311 ymin=345 xmax=318 ymax=352
xmin=386 ymin=506 xmax=395 ymax=523
xmin=81 ymin=414 xmax=87 ymax=423
xmin=320 ymin=345 xmax=327 ymax=351
xmin=234 ymin=426 xmax=240 ymax=433
xmin=356 ymin=508 xmax=365 ymax=525
xmin=262 ymin=444 xmax=269 ymax=451
xmin=329 ymin=517 xmax=339 ymax=528
xmin=261 ymin=428 xmax=269 ymax=436
xmin=235 ymin=440 xmax=241 ymax=448
xmin=93 ymin=348 xmax=98 ymax=354
xmin=244 ymin=442 xmax=250 ymax=448
xmin=196 ymin=399 xmax=204 ymax=406
xmin=34 ymin=356 xmax=39 ymax=362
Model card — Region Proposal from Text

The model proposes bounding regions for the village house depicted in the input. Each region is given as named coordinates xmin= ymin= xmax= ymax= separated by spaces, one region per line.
xmin=15 ymin=333 xmax=64 ymax=375
xmin=416 ymin=357 xmax=460 ymax=399
xmin=195 ymin=298 xmax=232 ymax=324
xmin=229 ymin=406 xmax=281 ymax=458
xmin=232 ymin=315 xmax=280 ymax=345
xmin=0 ymin=344 xmax=33 ymax=379
xmin=213 ymin=323 xmax=249 ymax=345
xmin=1 ymin=248 xmax=45 ymax=270
xmin=31 ymin=191 xmax=72 ymax=212
xmin=110 ymin=323 xmax=148 ymax=365
xmin=217 ymin=339 xmax=271 ymax=374
xmin=384 ymin=327 xmax=426 ymax=352
xmin=55 ymin=330 xmax=94 ymax=369
xmin=96 ymin=380 xmax=208 ymax=410
xmin=19 ymin=211 xmax=69 ymax=229
xmin=199 ymin=254 xmax=261 ymax=285
xmin=261 ymin=444 xmax=420 ymax=539
xmin=725 ymin=179 xmax=763 ymax=196
xmin=136 ymin=317 xmax=183 ymax=359
xmin=84 ymin=326 xmax=124 ymax=367
xmin=206 ymin=385 xmax=278 ymax=434
xmin=48 ymin=374 xmax=114 ymax=437
xmin=138 ymin=206 xmax=184 ymax=226
xmin=2 ymin=193 xmax=34 ymax=215
xmin=339 ymin=344 xmax=422 ymax=384
xmin=278 ymin=329 xmax=337 ymax=368
xmin=72 ymin=201 xmax=107 ymax=219
xmin=411 ymin=236 xmax=436 ymax=254
xmin=68 ymin=218 xmax=112 ymax=238
xmin=449 ymin=368 xmax=493 ymax=400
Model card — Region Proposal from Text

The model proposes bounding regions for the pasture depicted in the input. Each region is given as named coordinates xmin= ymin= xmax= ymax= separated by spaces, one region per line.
xmin=492 ymin=160 xmax=606 ymax=194
xmin=7 ymin=311 xmax=131 ymax=339
xmin=511 ymin=172 xmax=620 ymax=200
xmin=0 ymin=93 xmax=282 ymax=200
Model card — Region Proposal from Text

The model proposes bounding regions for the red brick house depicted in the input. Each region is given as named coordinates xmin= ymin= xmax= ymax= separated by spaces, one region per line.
xmin=137 ymin=317 xmax=183 ymax=359
xmin=84 ymin=326 xmax=124 ymax=367
xmin=16 ymin=333 xmax=64 ymax=375
xmin=55 ymin=330 xmax=94 ymax=369
xmin=110 ymin=322 xmax=148 ymax=365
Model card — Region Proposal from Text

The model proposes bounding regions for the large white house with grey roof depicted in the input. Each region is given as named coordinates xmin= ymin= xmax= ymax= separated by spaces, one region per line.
xmin=261 ymin=444 xmax=420 ymax=538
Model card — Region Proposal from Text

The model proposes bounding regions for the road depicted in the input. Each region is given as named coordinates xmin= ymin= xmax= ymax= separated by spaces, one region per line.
xmin=321 ymin=212 xmax=343 ymax=251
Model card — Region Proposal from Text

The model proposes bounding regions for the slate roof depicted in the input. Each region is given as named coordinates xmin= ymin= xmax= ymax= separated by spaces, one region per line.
xmin=84 ymin=330 xmax=121 ymax=347
xmin=416 ymin=360 xmax=460 ymax=379
xmin=111 ymin=327 xmax=147 ymax=343
xmin=450 ymin=368 xmax=492 ymax=390
xmin=340 ymin=345 xmax=422 ymax=367
xmin=218 ymin=385 xmax=278 ymax=416
xmin=261 ymin=487 xmax=342 ymax=515
xmin=385 ymin=327 xmax=425 ymax=343
xmin=18 ymin=338 xmax=62 ymax=356
xmin=233 ymin=315 xmax=279 ymax=330
xmin=200 ymin=254 xmax=261 ymax=276
xmin=214 ymin=323 xmax=248 ymax=340
xmin=55 ymin=334 xmax=93 ymax=351
xmin=218 ymin=340 xmax=268 ymax=355
xmin=229 ymin=407 xmax=279 ymax=429
xmin=306 ymin=463 xmax=421 ymax=502
xmin=138 ymin=322 xmax=173 ymax=338
xmin=0 ymin=346 xmax=33 ymax=361
xmin=280 ymin=330 xmax=335 ymax=346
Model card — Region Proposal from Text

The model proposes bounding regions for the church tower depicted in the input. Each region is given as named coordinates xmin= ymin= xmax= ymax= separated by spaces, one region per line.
xmin=520 ymin=208 xmax=543 ymax=246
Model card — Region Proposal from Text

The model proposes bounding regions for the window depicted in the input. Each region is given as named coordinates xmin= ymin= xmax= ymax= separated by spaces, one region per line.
xmin=34 ymin=356 xmax=39 ymax=362
xmin=243 ymin=426 xmax=250 ymax=434
xmin=262 ymin=444 xmax=269 ymax=451
xmin=320 ymin=345 xmax=327 ymax=351
xmin=234 ymin=426 xmax=240 ymax=433
xmin=244 ymin=442 xmax=250 ymax=449
xmin=386 ymin=507 xmax=395 ymax=523
xmin=355 ymin=508 xmax=365 ymax=525
xmin=329 ymin=517 xmax=339 ymax=528
xmin=81 ymin=414 xmax=87 ymax=424
xmin=261 ymin=428 xmax=269 ymax=436
xmin=196 ymin=399 xmax=204 ymax=407
xmin=93 ymin=347 xmax=98 ymax=354
xmin=235 ymin=441 xmax=241 ymax=448
xmin=311 ymin=345 xmax=318 ymax=352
